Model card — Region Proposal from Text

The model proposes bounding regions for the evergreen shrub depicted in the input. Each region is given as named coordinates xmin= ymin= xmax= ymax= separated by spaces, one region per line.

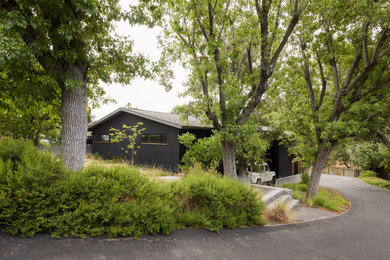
xmin=172 ymin=171 xmax=265 ymax=232
xmin=47 ymin=166 xmax=175 ymax=238
xmin=0 ymin=139 xmax=67 ymax=237
xmin=359 ymin=170 xmax=377 ymax=179
xmin=0 ymin=138 xmax=265 ymax=238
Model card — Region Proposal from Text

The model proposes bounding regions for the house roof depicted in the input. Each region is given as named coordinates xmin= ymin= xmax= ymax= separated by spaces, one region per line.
xmin=88 ymin=107 xmax=212 ymax=130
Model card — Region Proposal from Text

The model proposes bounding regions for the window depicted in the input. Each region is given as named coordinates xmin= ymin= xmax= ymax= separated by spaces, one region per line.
xmin=142 ymin=134 xmax=167 ymax=144
xmin=98 ymin=134 xmax=111 ymax=142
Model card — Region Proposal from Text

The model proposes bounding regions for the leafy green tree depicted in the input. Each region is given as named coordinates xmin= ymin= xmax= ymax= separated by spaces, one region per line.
xmin=109 ymin=122 xmax=146 ymax=165
xmin=178 ymin=133 xmax=222 ymax=172
xmin=0 ymin=0 xmax=157 ymax=170
xmin=267 ymin=0 xmax=390 ymax=197
xmin=0 ymin=42 xmax=61 ymax=144
xmin=159 ymin=0 xmax=307 ymax=177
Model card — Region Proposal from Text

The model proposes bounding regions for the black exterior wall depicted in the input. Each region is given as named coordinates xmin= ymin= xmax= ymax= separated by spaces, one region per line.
xmin=89 ymin=109 xmax=297 ymax=176
xmin=267 ymin=141 xmax=294 ymax=178
xmin=90 ymin=111 xmax=181 ymax=171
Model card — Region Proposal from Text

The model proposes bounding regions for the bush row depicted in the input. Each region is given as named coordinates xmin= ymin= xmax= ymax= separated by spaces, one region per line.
xmin=0 ymin=137 xmax=265 ymax=238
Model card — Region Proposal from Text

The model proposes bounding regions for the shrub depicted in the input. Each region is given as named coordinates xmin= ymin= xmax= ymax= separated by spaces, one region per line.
xmin=282 ymin=183 xmax=308 ymax=192
xmin=359 ymin=170 xmax=377 ymax=179
xmin=46 ymin=166 xmax=176 ymax=238
xmin=300 ymin=171 xmax=310 ymax=185
xmin=0 ymin=140 xmax=67 ymax=237
xmin=172 ymin=173 xmax=265 ymax=232
xmin=0 ymin=137 xmax=35 ymax=170
xmin=0 ymin=138 xmax=266 ymax=238
xmin=178 ymin=133 xmax=222 ymax=172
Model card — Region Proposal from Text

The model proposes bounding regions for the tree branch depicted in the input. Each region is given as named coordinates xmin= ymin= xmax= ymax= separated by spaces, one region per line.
xmin=341 ymin=52 xmax=362 ymax=94
xmin=299 ymin=42 xmax=316 ymax=112
xmin=362 ymin=23 xmax=369 ymax=67
xmin=376 ymin=129 xmax=390 ymax=150
xmin=269 ymin=0 xmax=306 ymax=72
xmin=315 ymin=54 xmax=327 ymax=110
xmin=371 ymin=28 xmax=389 ymax=64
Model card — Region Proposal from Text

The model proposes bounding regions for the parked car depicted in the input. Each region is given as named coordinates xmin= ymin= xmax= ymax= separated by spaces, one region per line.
xmin=247 ymin=162 xmax=276 ymax=185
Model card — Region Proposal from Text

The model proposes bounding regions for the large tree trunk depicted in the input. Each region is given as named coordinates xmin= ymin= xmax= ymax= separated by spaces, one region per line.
xmin=306 ymin=141 xmax=332 ymax=199
xmin=221 ymin=140 xmax=237 ymax=178
xmin=60 ymin=66 xmax=88 ymax=171
xmin=237 ymin=162 xmax=247 ymax=177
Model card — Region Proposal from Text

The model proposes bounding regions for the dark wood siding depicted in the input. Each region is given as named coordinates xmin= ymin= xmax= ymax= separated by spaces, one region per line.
xmin=267 ymin=141 xmax=293 ymax=178
xmin=91 ymin=111 xmax=180 ymax=171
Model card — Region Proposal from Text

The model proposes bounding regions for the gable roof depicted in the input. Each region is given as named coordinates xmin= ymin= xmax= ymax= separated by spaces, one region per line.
xmin=88 ymin=107 xmax=211 ymax=130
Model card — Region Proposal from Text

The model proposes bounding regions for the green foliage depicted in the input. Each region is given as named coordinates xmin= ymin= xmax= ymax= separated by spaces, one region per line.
xmin=300 ymin=171 xmax=310 ymax=185
xmin=308 ymin=189 xmax=349 ymax=213
xmin=172 ymin=172 xmax=265 ymax=232
xmin=0 ymin=138 xmax=266 ymax=238
xmin=282 ymin=182 xmax=349 ymax=212
xmin=0 ymin=138 xmax=67 ymax=237
xmin=47 ymin=166 xmax=175 ymax=238
xmin=351 ymin=142 xmax=388 ymax=171
xmin=359 ymin=177 xmax=390 ymax=191
xmin=178 ymin=133 xmax=222 ymax=172
xmin=382 ymin=152 xmax=390 ymax=170
xmin=157 ymin=0 xmax=306 ymax=177
xmin=282 ymin=183 xmax=308 ymax=193
xmin=109 ymin=122 xmax=146 ymax=165
xmin=0 ymin=137 xmax=35 ymax=168
xmin=359 ymin=170 xmax=377 ymax=179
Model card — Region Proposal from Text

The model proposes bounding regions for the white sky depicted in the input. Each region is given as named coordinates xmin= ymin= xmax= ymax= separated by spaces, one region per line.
xmin=91 ymin=2 xmax=190 ymax=121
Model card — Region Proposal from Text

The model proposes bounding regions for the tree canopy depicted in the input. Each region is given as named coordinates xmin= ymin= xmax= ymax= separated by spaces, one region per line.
xmin=0 ymin=0 xmax=158 ymax=169
xmin=266 ymin=0 xmax=390 ymax=197
xmin=159 ymin=0 xmax=307 ymax=177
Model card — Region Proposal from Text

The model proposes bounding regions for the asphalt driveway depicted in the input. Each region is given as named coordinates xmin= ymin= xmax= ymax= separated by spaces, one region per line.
xmin=1 ymin=175 xmax=389 ymax=260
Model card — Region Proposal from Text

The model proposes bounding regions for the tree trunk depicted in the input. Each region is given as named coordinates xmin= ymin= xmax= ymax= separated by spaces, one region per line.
xmin=60 ymin=66 xmax=88 ymax=171
xmin=237 ymin=162 xmax=247 ymax=177
xmin=376 ymin=129 xmax=390 ymax=150
xmin=221 ymin=140 xmax=237 ymax=178
xmin=306 ymin=141 xmax=332 ymax=199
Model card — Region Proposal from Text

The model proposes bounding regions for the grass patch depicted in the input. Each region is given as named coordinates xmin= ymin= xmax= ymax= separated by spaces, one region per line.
xmin=282 ymin=183 xmax=349 ymax=213
xmin=307 ymin=188 xmax=349 ymax=212
xmin=85 ymin=153 xmax=174 ymax=180
xmin=359 ymin=177 xmax=390 ymax=190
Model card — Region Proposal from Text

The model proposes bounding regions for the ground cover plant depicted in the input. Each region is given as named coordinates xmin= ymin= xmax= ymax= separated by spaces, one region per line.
xmin=282 ymin=173 xmax=349 ymax=213
xmin=0 ymin=138 xmax=265 ymax=238
xmin=358 ymin=171 xmax=390 ymax=190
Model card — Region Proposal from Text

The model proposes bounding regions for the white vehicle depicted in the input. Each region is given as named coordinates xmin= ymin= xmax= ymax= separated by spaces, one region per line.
xmin=247 ymin=163 xmax=276 ymax=185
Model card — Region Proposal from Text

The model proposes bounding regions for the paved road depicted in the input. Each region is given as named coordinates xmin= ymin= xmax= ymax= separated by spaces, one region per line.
xmin=1 ymin=175 xmax=389 ymax=260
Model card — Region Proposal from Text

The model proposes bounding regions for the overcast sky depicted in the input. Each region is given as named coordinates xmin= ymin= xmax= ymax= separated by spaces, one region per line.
xmin=91 ymin=2 xmax=190 ymax=120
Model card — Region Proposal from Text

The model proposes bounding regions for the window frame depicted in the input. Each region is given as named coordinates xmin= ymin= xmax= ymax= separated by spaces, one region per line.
xmin=97 ymin=134 xmax=112 ymax=143
xmin=142 ymin=134 xmax=167 ymax=145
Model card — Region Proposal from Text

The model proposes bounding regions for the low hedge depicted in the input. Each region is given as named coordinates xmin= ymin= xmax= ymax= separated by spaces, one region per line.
xmin=0 ymin=137 xmax=265 ymax=238
xmin=172 ymin=171 xmax=265 ymax=231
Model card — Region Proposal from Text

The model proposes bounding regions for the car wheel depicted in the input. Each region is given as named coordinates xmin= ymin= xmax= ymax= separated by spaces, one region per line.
xmin=270 ymin=176 xmax=276 ymax=186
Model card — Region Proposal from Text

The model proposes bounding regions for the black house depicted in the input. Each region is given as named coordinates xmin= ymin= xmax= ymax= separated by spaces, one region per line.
xmin=88 ymin=107 xmax=299 ymax=176
xmin=88 ymin=108 xmax=211 ymax=171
